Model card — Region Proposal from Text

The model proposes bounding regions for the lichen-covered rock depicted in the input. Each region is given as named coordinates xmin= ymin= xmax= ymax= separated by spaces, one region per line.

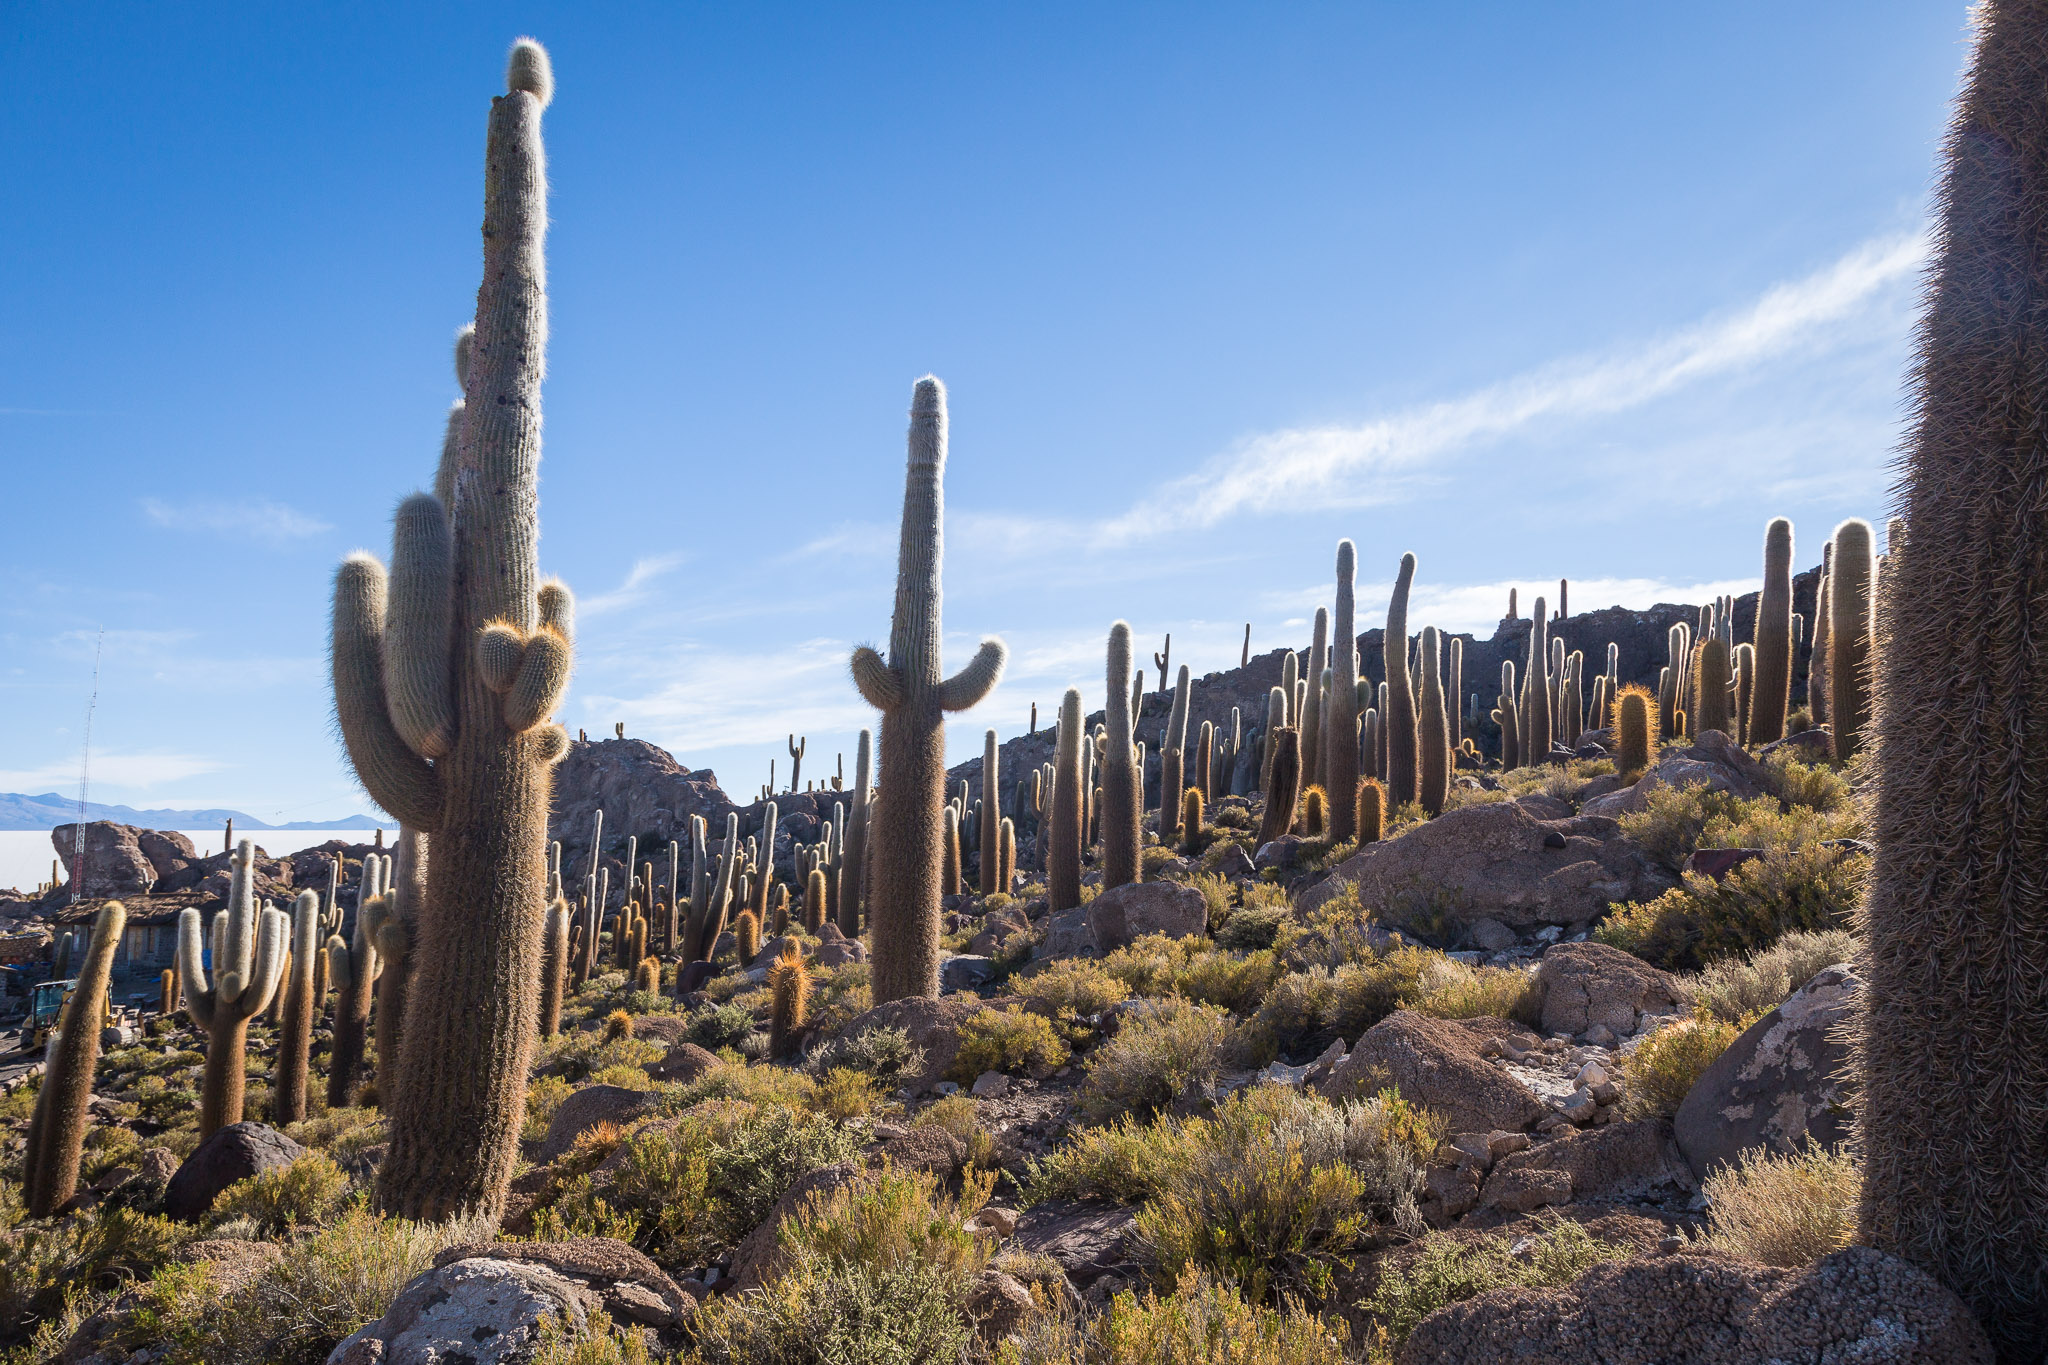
xmin=1325 ymin=1012 xmax=1545 ymax=1134
xmin=1302 ymin=802 xmax=1669 ymax=934
xmin=432 ymin=1236 xmax=698 ymax=1330
xmin=1536 ymin=942 xmax=1686 ymax=1038
xmin=1086 ymin=880 xmax=1207 ymax=952
xmin=1011 ymin=1199 xmax=1140 ymax=1291
xmin=327 ymin=1257 xmax=592 ymax=1364
xmin=1674 ymin=963 xmax=1857 ymax=1179
xmin=163 ymin=1122 xmax=306 ymax=1221
xmin=1395 ymin=1246 xmax=1992 ymax=1364
xmin=1580 ymin=731 xmax=1773 ymax=819
xmin=49 ymin=823 xmax=158 ymax=898
xmin=644 ymin=1041 xmax=723 ymax=1085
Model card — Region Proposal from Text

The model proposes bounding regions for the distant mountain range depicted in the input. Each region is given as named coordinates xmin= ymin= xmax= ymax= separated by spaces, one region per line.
xmin=0 ymin=792 xmax=384 ymax=833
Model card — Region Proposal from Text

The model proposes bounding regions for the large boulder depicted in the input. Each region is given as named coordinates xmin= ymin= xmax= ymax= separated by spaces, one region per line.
xmin=730 ymin=1161 xmax=866 ymax=1291
xmin=1302 ymin=802 xmax=1669 ymax=934
xmin=536 ymin=1085 xmax=656 ymax=1163
xmin=1674 ymin=964 xmax=1857 ymax=1179
xmin=50 ymin=823 xmax=158 ymax=899
xmin=1325 ymin=1012 xmax=1545 ymax=1134
xmin=135 ymin=829 xmax=198 ymax=882
xmin=1580 ymin=730 xmax=1773 ymax=820
xmin=644 ymin=1041 xmax=723 ymax=1085
xmin=1395 ymin=1246 xmax=1992 ymax=1364
xmin=432 ymin=1236 xmax=700 ymax=1330
xmin=1477 ymin=1120 xmax=1693 ymax=1217
xmin=163 ymin=1123 xmax=306 ymax=1221
xmin=328 ymin=1257 xmax=592 ymax=1364
xmin=833 ymin=996 xmax=990 ymax=1093
xmin=1537 ymin=942 xmax=1686 ymax=1038
xmin=1034 ymin=906 xmax=1098 ymax=961
xmin=1086 ymin=881 xmax=1207 ymax=952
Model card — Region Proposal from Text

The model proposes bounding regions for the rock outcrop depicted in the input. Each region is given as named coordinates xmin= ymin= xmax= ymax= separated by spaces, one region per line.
xmin=1325 ymin=1012 xmax=1546 ymax=1134
xmin=163 ymin=1123 xmax=306 ymax=1222
xmin=1536 ymin=942 xmax=1688 ymax=1038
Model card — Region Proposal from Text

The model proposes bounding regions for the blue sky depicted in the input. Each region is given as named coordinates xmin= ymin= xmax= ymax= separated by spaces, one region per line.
xmin=1 ymin=3 xmax=1964 ymax=821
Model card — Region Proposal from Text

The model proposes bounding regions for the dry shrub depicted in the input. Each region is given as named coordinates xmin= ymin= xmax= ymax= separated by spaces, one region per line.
xmin=1683 ymin=928 xmax=1858 ymax=1024
xmin=1619 ymin=1015 xmax=1746 ymax=1119
xmin=1696 ymin=1145 xmax=1859 ymax=1268
xmin=1080 ymin=998 xmax=1238 ymax=1120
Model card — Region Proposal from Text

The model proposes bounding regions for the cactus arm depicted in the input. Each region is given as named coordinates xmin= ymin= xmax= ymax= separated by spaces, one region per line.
xmin=328 ymin=934 xmax=354 ymax=993
xmin=850 ymin=646 xmax=903 ymax=711
xmin=176 ymin=907 xmax=216 ymax=1030
xmin=503 ymin=623 xmax=571 ymax=731
xmin=332 ymin=554 xmax=445 ymax=830
xmin=385 ymin=493 xmax=458 ymax=757
xmin=477 ymin=621 xmax=525 ymax=693
xmin=937 ymin=638 xmax=1007 ymax=712
xmin=537 ymin=577 xmax=573 ymax=637
xmin=241 ymin=906 xmax=290 ymax=1019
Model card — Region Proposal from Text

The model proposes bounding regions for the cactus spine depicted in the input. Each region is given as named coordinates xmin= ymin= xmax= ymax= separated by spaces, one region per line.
xmin=1613 ymin=684 xmax=1655 ymax=779
xmin=328 ymin=41 xmax=574 ymax=1220
xmin=1749 ymin=518 xmax=1794 ymax=744
xmin=1325 ymin=541 xmax=1361 ymax=841
xmin=1258 ymin=727 xmax=1301 ymax=847
xmin=1417 ymin=626 xmax=1449 ymax=816
xmin=1048 ymin=689 xmax=1085 ymax=913
xmin=22 ymin=901 xmax=124 ymax=1217
xmin=1829 ymin=518 xmax=1875 ymax=761
xmin=1102 ymin=623 xmax=1142 ymax=889
xmin=274 ymin=892 xmax=321 ymax=1125
xmin=1159 ymin=664 xmax=1192 ymax=845
xmin=1857 ymin=12 xmax=2048 ymax=1346
xmin=849 ymin=377 xmax=1007 ymax=1004
xmin=178 ymin=840 xmax=288 ymax=1137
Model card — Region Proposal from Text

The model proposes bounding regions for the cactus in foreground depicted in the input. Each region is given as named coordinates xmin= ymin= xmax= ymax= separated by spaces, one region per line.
xmin=539 ymin=891 xmax=568 ymax=1038
xmin=1355 ymin=777 xmax=1386 ymax=844
xmin=1325 ymin=541 xmax=1361 ymax=841
xmin=768 ymin=942 xmax=810 ymax=1058
xmin=1417 ymin=625 xmax=1449 ymax=816
xmin=273 ymin=892 xmax=322 ymax=1126
xmin=633 ymin=957 xmax=659 ymax=993
xmin=1048 ymin=689 xmax=1085 ymax=912
xmin=329 ymin=41 xmax=575 ymax=1220
xmin=1829 ymin=518 xmax=1875 ymax=761
xmin=1691 ymin=637 xmax=1734 ymax=738
xmin=850 ymin=377 xmax=1007 ymax=1003
xmin=1750 ymin=518 xmax=1794 ymax=744
xmin=1384 ymin=553 xmax=1420 ymax=805
xmin=1258 ymin=726 xmax=1301 ymax=847
xmin=1613 ymin=684 xmax=1655 ymax=779
xmin=1101 ymin=623 xmax=1143 ymax=888
xmin=178 ymin=840 xmax=288 ymax=1137
xmin=1857 ymin=10 xmax=2048 ymax=1347
xmin=735 ymin=909 xmax=761 ymax=966
xmin=22 ymin=900 xmax=124 ymax=1217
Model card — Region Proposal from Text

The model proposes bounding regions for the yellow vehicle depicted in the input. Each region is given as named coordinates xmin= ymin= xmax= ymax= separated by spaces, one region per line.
xmin=23 ymin=977 xmax=107 ymax=1051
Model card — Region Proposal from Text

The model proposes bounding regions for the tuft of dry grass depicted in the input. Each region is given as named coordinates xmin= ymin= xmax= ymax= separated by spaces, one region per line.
xmin=1695 ymin=1145 xmax=1859 ymax=1268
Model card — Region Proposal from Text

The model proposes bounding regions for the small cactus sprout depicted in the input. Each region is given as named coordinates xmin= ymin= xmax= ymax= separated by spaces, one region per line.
xmin=1258 ymin=726 xmax=1302 ymax=847
xmin=735 ymin=910 xmax=761 ymax=966
xmin=1417 ymin=625 xmax=1449 ymax=816
xmin=1326 ymin=541 xmax=1362 ymax=841
xmin=178 ymin=840 xmax=289 ymax=1137
xmin=22 ymin=900 xmax=125 ymax=1217
xmin=1180 ymin=788 xmax=1205 ymax=856
xmin=1048 ymin=688 xmax=1086 ymax=913
xmin=274 ymin=892 xmax=322 ymax=1126
xmin=1301 ymin=785 xmax=1327 ymax=838
xmin=604 ymin=1008 xmax=632 ymax=1042
xmin=1829 ymin=518 xmax=1875 ymax=760
xmin=1385 ymin=553 xmax=1420 ymax=806
xmin=1750 ymin=518 xmax=1795 ymax=745
xmin=634 ymin=957 xmax=659 ymax=993
xmin=1613 ymin=684 xmax=1656 ymax=779
xmin=804 ymin=868 xmax=828 ymax=934
xmin=1355 ymin=777 xmax=1386 ymax=845
xmin=767 ymin=941 xmax=812 ymax=1058
xmin=850 ymin=377 xmax=1007 ymax=1004
xmin=1691 ymin=637 xmax=1735 ymax=737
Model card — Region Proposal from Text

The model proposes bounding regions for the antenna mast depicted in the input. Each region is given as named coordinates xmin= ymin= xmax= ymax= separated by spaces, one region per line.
xmin=71 ymin=629 xmax=103 ymax=904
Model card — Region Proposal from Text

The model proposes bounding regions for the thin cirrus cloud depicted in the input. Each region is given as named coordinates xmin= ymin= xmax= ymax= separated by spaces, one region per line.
xmin=0 ymin=751 xmax=226 ymax=792
xmin=140 ymin=496 xmax=332 ymax=545
xmin=581 ymin=553 xmax=689 ymax=616
xmin=1016 ymin=230 xmax=1930 ymax=549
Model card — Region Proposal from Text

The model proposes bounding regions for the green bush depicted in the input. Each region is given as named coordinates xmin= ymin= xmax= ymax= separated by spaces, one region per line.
xmin=1410 ymin=962 xmax=1542 ymax=1026
xmin=807 ymin=1025 xmax=927 ymax=1085
xmin=531 ymin=1114 xmax=729 ymax=1265
xmin=1080 ymin=998 xmax=1239 ymax=1120
xmin=951 ymin=1008 xmax=1071 ymax=1082
xmin=998 ymin=1266 xmax=1350 ymax=1364
xmin=1099 ymin=934 xmax=1281 ymax=1014
xmin=689 ymin=1000 xmax=760 ymax=1051
xmin=0 ymin=1197 xmax=187 ymax=1339
xmin=1251 ymin=946 xmax=1456 ymax=1056
xmin=1619 ymin=1016 xmax=1746 ymax=1119
xmin=1362 ymin=1214 xmax=1633 ymax=1353
xmin=1595 ymin=845 xmax=1865 ymax=971
xmin=532 ymin=1308 xmax=657 ymax=1364
xmin=209 ymin=1153 xmax=353 ymax=1235
xmin=912 ymin=1094 xmax=995 ymax=1168
xmin=1619 ymin=784 xmax=1751 ymax=874
xmin=1217 ymin=901 xmax=1289 ymax=952
xmin=686 ymin=1252 xmax=974 ymax=1364
xmin=1683 ymin=928 xmax=1859 ymax=1024
xmin=704 ymin=1109 xmax=867 ymax=1245
xmin=1016 ymin=959 xmax=1128 ymax=1023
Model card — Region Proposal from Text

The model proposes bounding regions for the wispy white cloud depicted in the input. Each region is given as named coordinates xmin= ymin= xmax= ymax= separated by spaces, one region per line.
xmin=0 ymin=751 xmax=227 ymax=792
xmin=582 ymin=553 xmax=688 ymax=616
xmin=141 ymin=496 xmax=331 ymax=544
xmin=780 ymin=522 xmax=893 ymax=563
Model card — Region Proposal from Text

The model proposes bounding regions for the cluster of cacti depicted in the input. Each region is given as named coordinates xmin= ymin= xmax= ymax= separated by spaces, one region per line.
xmin=22 ymin=901 xmax=124 ymax=1217
xmin=327 ymin=851 xmax=385 ymax=1108
xmin=327 ymin=39 xmax=573 ymax=1220
xmin=177 ymin=840 xmax=288 ymax=1137
xmin=850 ymin=377 xmax=1007 ymax=1004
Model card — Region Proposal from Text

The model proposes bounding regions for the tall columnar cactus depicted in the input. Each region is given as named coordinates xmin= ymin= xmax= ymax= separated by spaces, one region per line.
xmin=1521 ymin=597 xmax=1553 ymax=765
xmin=372 ymin=827 xmax=424 ymax=1106
xmin=978 ymin=730 xmax=1001 ymax=894
xmin=850 ymin=377 xmax=1007 ymax=1004
xmin=1417 ymin=626 xmax=1449 ymax=816
xmin=1325 ymin=541 xmax=1361 ymax=841
xmin=329 ymin=853 xmax=385 ymax=1108
xmin=1384 ymin=553 xmax=1420 ymax=805
xmin=1497 ymin=661 xmax=1519 ymax=769
xmin=1810 ymin=544 xmax=1833 ymax=726
xmin=1859 ymin=11 xmax=2048 ymax=1346
xmin=22 ymin=901 xmax=124 ymax=1218
xmin=178 ymin=840 xmax=287 ymax=1137
xmin=1195 ymin=721 xmax=1214 ymax=804
xmin=1733 ymin=643 xmax=1755 ymax=747
xmin=539 ymin=887 xmax=568 ymax=1038
xmin=1043 ymin=689 xmax=1084 ymax=912
xmin=1102 ymin=623 xmax=1142 ymax=889
xmin=1258 ymin=727 xmax=1301 ymax=846
xmin=1159 ymin=665 xmax=1192 ymax=845
xmin=1447 ymin=636 xmax=1464 ymax=759
xmin=1153 ymin=635 xmax=1171 ymax=696
xmin=273 ymin=892 xmax=321 ymax=1125
xmin=1828 ymin=518 xmax=1874 ymax=761
xmin=766 ymin=942 xmax=810 ymax=1058
xmin=330 ymin=40 xmax=576 ymax=1220
xmin=786 ymin=735 xmax=805 ymax=793
xmin=1692 ymin=637 xmax=1734 ymax=737
xmin=1658 ymin=629 xmax=1684 ymax=742
xmin=1301 ymin=607 xmax=1328 ymax=793
xmin=1749 ymin=518 xmax=1794 ymax=744
xmin=838 ymin=730 xmax=871 ymax=936
xmin=1613 ymin=685 xmax=1655 ymax=779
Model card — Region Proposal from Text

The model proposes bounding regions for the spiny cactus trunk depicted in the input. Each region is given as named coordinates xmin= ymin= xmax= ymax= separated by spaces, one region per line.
xmin=1417 ymin=626 xmax=1448 ymax=816
xmin=1048 ymin=689 xmax=1085 ymax=912
xmin=1692 ymin=638 xmax=1735 ymax=738
xmin=274 ymin=894 xmax=320 ymax=1125
xmin=1829 ymin=519 xmax=1874 ymax=761
xmin=1325 ymin=541 xmax=1360 ymax=842
xmin=1522 ymin=598 xmax=1553 ymax=764
xmin=539 ymin=896 xmax=567 ymax=1038
xmin=1750 ymin=518 xmax=1794 ymax=744
xmin=1858 ymin=7 xmax=2048 ymax=1351
xmin=200 ymin=1015 xmax=253 ymax=1138
xmin=1301 ymin=607 xmax=1328 ymax=795
xmin=1102 ymin=623 xmax=1142 ymax=889
xmin=1384 ymin=553 xmax=1419 ymax=805
xmin=979 ymin=730 xmax=1001 ymax=894
xmin=23 ymin=901 xmax=124 ymax=1218
xmin=1258 ymin=727 xmax=1300 ymax=846
xmin=1159 ymin=665 xmax=1191 ymax=845
xmin=837 ymin=732 xmax=870 ymax=936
